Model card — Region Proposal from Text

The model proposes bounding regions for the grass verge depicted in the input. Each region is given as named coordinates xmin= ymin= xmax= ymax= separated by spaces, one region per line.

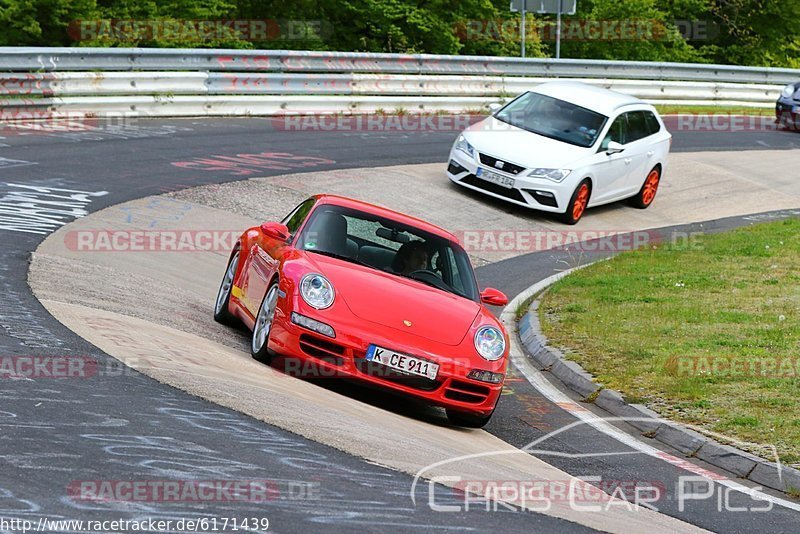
xmin=538 ymin=218 xmax=800 ymax=466
xmin=654 ymin=105 xmax=774 ymax=116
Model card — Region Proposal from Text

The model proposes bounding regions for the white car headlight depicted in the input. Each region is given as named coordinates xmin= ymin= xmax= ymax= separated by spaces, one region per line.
xmin=474 ymin=326 xmax=506 ymax=361
xmin=455 ymin=135 xmax=475 ymax=157
xmin=300 ymin=273 xmax=334 ymax=309
xmin=527 ymin=168 xmax=571 ymax=182
xmin=781 ymin=84 xmax=796 ymax=98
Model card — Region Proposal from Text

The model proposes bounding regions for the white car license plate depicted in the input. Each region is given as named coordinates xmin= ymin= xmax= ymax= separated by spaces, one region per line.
xmin=476 ymin=167 xmax=514 ymax=189
xmin=365 ymin=345 xmax=439 ymax=380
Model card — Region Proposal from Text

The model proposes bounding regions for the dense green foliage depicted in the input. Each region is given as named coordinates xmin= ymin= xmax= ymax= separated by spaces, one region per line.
xmin=0 ymin=0 xmax=798 ymax=67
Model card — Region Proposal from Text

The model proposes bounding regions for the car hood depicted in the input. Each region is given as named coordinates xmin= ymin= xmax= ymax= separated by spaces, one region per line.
xmin=305 ymin=252 xmax=480 ymax=346
xmin=464 ymin=116 xmax=594 ymax=169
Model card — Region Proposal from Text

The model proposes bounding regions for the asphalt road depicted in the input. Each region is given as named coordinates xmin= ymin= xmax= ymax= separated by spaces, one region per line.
xmin=1 ymin=117 xmax=799 ymax=532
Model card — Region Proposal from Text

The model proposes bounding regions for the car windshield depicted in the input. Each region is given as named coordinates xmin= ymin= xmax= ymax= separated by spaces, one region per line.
xmin=494 ymin=92 xmax=608 ymax=148
xmin=296 ymin=204 xmax=479 ymax=301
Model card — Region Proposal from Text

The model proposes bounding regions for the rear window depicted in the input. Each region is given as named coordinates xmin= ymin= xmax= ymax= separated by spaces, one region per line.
xmin=626 ymin=111 xmax=651 ymax=142
xmin=644 ymin=111 xmax=661 ymax=135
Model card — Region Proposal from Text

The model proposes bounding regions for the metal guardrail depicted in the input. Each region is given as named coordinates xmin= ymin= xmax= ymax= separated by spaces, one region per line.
xmin=1 ymin=47 xmax=797 ymax=117
xmin=2 ymin=47 xmax=799 ymax=84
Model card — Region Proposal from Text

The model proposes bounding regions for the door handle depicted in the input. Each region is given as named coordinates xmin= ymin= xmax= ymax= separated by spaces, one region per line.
xmin=647 ymin=150 xmax=655 ymax=157
xmin=624 ymin=158 xmax=632 ymax=165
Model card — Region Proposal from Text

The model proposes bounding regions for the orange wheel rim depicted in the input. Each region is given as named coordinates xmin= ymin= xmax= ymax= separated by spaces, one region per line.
xmin=572 ymin=184 xmax=589 ymax=220
xmin=642 ymin=170 xmax=660 ymax=205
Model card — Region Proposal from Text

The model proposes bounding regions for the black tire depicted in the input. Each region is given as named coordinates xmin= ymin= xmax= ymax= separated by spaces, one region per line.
xmin=629 ymin=166 xmax=661 ymax=209
xmin=446 ymin=407 xmax=495 ymax=428
xmin=250 ymin=279 xmax=279 ymax=364
xmin=213 ymin=251 xmax=239 ymax=326
xmin=559 ymin=179 xmax=591 ymax=225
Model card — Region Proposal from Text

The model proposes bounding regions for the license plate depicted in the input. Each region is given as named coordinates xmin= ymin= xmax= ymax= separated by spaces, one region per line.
xmin=365 ymin=345 xmax=439 ymax=380
xmin=476 ymin=167 xmax=515 ymax=189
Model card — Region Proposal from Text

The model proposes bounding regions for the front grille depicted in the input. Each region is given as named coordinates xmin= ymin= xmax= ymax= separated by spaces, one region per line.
xmin=460 ymin=174 xmax=527 ymax=203
xmin=478 ymin=153 xmax=525 ymax=175
xmin=444 ymin=379 xmax=490 ymax=404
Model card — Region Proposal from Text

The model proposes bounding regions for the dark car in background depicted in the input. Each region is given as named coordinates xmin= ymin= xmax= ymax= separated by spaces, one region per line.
xmin=776 ymin=82 xmax=800 ymax=128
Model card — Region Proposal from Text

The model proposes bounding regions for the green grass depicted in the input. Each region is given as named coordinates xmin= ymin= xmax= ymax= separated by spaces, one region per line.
xmin=539 ymin=218 xmax=800 ymax=466
xmin=654 ymin=105 xmax=773 ymax=116
xmin=515 ymin=294 xmax=537 ymax=321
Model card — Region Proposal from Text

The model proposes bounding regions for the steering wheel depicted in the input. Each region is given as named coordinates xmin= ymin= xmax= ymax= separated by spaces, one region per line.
xmin=407 ymin=270 xmax=450 ymax=292
xmin=408 ymin=269 xmax=439 ymax=277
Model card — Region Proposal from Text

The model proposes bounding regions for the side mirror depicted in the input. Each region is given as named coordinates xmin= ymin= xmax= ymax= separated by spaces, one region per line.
xmin=606 ymin=141 xmax=625 ymax=155
xmin=480 ymin=287 xmax=508 ymax=307
xmin=260 ymin=222 xmax=290 ymax=241
xmin=487 ymin=102 xmax=502 ymax=113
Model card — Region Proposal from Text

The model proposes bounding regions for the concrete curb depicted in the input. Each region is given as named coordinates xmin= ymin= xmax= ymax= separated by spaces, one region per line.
xmin=519 ymin=288 xmax=800 ymax=497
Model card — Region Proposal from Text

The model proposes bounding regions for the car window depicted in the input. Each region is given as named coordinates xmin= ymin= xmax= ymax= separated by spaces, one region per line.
xmin=436 ymin=247 xmax=469 ymax=296
xmin=495 ymin=92 xmax=607 ymax=148
xmin=600 ymin=115 xmax=627 ymax=149
xmin=282 ymin=198 xmax=316 ymax=235
xmin=643 ymin=111 xmax=661 ymax=135
xmin=625 ymin=111 xmax=652 ymax=142
xmin=296 ymin=204 xmax=479 ymax=301
xmin=344 ymin=217 xmax=404 ymax=251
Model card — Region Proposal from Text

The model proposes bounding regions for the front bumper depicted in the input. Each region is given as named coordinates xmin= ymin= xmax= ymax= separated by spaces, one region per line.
xmin=267 ymin=296 xmax=506 ymax=416
xmin=776 ymin=98 xmax=799 ymax=125
xmin=446 ymin=146 xmax=569 ymax=214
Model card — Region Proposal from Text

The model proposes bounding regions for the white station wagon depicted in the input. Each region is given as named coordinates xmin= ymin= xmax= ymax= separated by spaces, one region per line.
xmin=446 ymin=82 xmax=672 ymax=224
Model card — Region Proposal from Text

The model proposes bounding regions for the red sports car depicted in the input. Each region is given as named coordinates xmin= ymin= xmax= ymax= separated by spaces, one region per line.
xmin=214 ymin=194 xmax=509 ymax=427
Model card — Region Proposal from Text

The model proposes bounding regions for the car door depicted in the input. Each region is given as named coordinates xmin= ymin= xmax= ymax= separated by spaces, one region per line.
xmin=589 ymin=114 xmax=632 ymax=204
xmin=241 ymin=198 xmax=316 ymax=317
xmin=620 ymin=110 xmax=657 ymax=193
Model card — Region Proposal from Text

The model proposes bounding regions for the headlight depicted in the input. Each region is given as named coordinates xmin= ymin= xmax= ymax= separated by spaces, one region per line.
xmin=474 ymin=326 xmax=506 ymax=361
xmin=527 ymin=168 xmax=571 ymax=182
xmin=300 ymin=273 xmax=334 ymax=309
xmin=455 ymin=135 xmax=475 ymax=157
xmin=781 ymin=84 xmax=796 ymax=98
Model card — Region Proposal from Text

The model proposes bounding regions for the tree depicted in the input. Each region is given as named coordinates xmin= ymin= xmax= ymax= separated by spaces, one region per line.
xmin=0 ymin=0 xmax=97 ymax=46
xmin=555 ymin=0 xmax=706 ymax=62
xmin=702 ymin=0 xmax=800 ymax=67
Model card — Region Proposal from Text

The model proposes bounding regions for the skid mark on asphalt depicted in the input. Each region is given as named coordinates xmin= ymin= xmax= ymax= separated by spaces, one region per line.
xmin=171 ymin=152 xmax=336 ymax=176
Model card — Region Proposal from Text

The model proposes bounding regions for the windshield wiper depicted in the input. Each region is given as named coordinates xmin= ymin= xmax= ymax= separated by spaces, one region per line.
xmin=306 ymin=248 xmax=373 ymax=268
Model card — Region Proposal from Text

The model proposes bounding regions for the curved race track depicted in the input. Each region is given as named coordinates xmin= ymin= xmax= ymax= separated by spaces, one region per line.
xmin=2 ymin=117 xmax=800 ymax=532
